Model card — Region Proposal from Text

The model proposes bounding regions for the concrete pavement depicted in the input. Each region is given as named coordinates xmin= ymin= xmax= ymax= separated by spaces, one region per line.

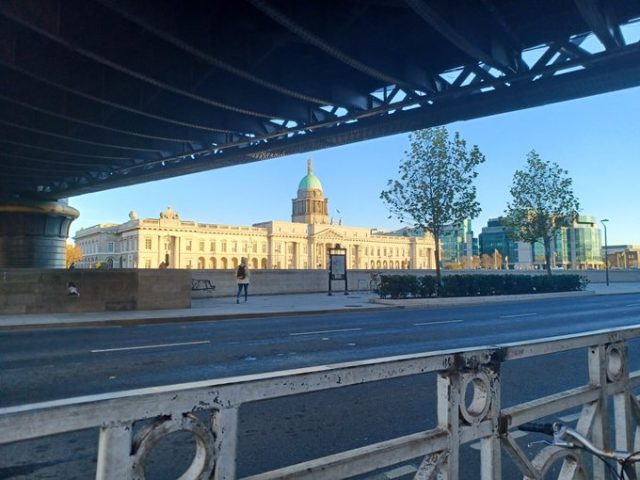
xmin=0 ymin=282 xmax=638 ymax=330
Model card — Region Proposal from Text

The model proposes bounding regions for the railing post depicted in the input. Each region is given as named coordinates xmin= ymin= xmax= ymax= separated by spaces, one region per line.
xmin=213 ymin=407 xmax=239 ymax=480
xmin=608 ymin=342 xmax=635 ymax=480
xmin=588 ymin=344 xmax=610 ymax=480
xmin=437 ymin=370 xmax=460 ymax=480
xmin=480 ymin=365 xmax=501 ymax=480
xmin=96 ymin=423 xmax=134 ymax=480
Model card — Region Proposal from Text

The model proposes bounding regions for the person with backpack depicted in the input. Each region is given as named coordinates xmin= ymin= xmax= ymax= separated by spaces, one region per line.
xmin=236 ymin=258 xmax=250 ymax=303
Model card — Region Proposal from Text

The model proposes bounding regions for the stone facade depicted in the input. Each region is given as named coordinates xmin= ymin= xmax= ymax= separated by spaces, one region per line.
xmin=74 ymin=161 xmax=436 ymax=270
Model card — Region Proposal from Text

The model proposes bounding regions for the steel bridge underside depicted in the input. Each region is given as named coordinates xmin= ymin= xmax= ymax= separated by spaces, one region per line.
xmin=1 ymin=0 xmax=640 ymax=201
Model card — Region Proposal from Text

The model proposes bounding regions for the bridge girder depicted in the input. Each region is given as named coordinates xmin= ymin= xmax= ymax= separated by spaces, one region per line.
xmin=0 ymin=0 xmax=638 ymax=200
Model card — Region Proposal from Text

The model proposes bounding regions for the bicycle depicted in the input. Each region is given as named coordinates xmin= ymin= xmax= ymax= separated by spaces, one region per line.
xmin=519 ymin=421 xmax=640 ymax=479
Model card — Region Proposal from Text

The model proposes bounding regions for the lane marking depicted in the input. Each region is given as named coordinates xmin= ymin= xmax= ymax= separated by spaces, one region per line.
xmin=413 ymin=319 xmax=463 ymax=326
xmin=384 ymin=464 xmax=417 ymax=478
xmin=626 ymin=303 xmax=640 ymax=307
xmin=558 ymin=412 xmax=581 ymax=423
xmin=470 ymin=430 xmax=527 ymax=450
xmin=500 ymin=313 xmax=538 ymax=319
xmin=91 ymin=340 xmax=210 ymax=353
xmin=289 ymin=328 xmax=362 ymax=336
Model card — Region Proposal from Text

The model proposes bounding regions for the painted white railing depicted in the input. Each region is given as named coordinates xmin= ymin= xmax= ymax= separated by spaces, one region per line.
xmin=2 ymin=325 xmax=640 ymax=479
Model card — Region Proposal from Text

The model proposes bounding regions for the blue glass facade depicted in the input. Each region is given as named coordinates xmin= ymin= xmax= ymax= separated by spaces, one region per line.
xmin=478 ymin=215 xmax=603 ymax=269
xmin=478 ymin=218 xmax=519 ymax=267
xmin=441 ymin=220 xmax=475 ymax=265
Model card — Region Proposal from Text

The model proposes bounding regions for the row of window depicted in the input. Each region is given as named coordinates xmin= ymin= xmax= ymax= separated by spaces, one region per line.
xmin=84 ymin=237 xmax=428 ymax=261
xmin=138 ymin=257 xmax=416 ymax=270
xmin=144 ymin=237 xmax=270 ymax=254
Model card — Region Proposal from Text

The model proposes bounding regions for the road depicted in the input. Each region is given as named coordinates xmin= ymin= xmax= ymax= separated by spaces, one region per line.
xmin=2 ymin=294 xmax=640 ymax=478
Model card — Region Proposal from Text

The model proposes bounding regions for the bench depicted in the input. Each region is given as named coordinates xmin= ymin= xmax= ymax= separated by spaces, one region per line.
xmin=191 ymin=279 xmax=216 ymax=292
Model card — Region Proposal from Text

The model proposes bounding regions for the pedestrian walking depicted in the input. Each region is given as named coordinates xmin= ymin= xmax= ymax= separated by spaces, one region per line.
xmin=236 ymin=258 xmax=250 ymax=303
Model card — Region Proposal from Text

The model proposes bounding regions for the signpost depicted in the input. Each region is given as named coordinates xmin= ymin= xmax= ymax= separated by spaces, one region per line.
xmin=328 ymin=245 xmax=348 ymax=296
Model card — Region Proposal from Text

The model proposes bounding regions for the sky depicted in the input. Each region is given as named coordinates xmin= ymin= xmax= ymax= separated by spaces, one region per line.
xmin=69 ymin=85 xmax=640 ymax=246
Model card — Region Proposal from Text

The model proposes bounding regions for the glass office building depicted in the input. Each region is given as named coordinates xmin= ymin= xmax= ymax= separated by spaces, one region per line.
xmin=555 ymin=215 xmax=602 ymax=269
xmin=440 ymin=220 xmax=476 ymax=266
xmin=478 ymin=218 xmax=519 ymax=268
xmin=478 ymin=215 xmax=603 ymax=270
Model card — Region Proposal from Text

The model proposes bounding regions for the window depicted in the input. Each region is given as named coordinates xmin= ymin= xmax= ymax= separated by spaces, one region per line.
xmin=210 ymin=241 xmax=216 ymax=252
xmin=262 ymin=243 xmax=267 ymax=253
xmin=145 ymin=238 xmax=152 ymax=250
xmin=199 ymin=241 xmax=205 ymax=252
xmin=186 ymin=240 xmax=192 ymax=251
xmin=232 ymin=241 xmax=237 ymax=253
xmin=145 ymin=259 xmax=151 ymax=269
xmin=108 ymin=242 xmax=114 ymax=252
xmin=221 ymin=241 xmax=227 ymax=252
xmin=253 ymin=242 xmax=257 ymax=253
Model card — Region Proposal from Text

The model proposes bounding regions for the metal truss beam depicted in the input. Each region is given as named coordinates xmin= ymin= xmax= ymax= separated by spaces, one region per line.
xmin=0 ymin=0 xmax=639 ymax=200
xmin=574 ymin=0 xmax=625 ymax=50
xmin=405 ymin=0 xmax=525 ymax=74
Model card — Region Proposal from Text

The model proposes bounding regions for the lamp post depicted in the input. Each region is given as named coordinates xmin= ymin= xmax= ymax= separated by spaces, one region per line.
xmin=601 ymin=219 xmax=609 ymax=286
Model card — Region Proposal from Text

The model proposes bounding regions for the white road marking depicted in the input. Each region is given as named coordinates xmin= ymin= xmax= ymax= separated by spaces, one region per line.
xmin=289 ymin=328 xmax=362 ymax=336
xmin=470 ymin=430 xmax=527 ymax=450
xmin=500 ymin=313 xmax=538 ymax=319
xmin=384 ymin=464 xmax=418 ymax=478
xmin=558 ymin=412 xmax=581 ymax=423
xmin=91 ymin=340 xmax=210 ymax=353
xmin=626 ymin=303 xmax=640 ymax=307
xmin=413 ymin=319 xmax=463 ymax=326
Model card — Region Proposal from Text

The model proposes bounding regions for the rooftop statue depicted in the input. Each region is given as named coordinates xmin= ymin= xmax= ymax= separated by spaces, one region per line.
xmin=160 ymin=206 xmax=180 ymax=220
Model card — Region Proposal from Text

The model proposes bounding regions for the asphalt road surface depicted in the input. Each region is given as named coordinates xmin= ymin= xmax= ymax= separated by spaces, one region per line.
xmin=2 ymin=294 xmax=640 ymax=479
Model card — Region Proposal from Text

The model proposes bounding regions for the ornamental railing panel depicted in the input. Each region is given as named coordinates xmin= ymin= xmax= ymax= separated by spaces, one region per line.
xmin=1 ymin=325 xmax=640 ymax=479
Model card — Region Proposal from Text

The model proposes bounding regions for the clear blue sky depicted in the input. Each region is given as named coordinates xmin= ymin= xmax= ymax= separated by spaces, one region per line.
xmin=69 ymin=85 xmax=640 ymax=246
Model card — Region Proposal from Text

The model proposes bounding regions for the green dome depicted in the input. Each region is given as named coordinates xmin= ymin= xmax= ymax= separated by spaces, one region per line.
xmin=298 ymin=159 xmax=323 ymax=191
xmin=298 ymin=173 xmax=323 ymax=191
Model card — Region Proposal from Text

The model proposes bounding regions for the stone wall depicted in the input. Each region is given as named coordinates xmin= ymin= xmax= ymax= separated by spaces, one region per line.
xmin=1 ymin=268 xmax=635 ymax=314
xmin=0 ymin=269 xmax=191 ymax=314
xmin=191 ymin=268 xmax=640 ymax=298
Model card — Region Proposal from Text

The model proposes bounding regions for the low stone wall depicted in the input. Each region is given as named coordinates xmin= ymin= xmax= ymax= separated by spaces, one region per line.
xmin=1 ymin=268 xmax=634 ymax=314
xmin=0 ymin=269 xmax=191 ymax=314
xmin=191 ymin=268 xmax=640 ymax=298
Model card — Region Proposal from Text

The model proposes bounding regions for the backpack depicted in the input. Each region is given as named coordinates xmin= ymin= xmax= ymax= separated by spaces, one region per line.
xmin=237 ymin=265 xmax=246 ymax=279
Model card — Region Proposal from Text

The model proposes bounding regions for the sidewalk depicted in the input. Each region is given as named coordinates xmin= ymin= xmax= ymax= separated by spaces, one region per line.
xmin=0 ymin=283 xmax=638 ymax=331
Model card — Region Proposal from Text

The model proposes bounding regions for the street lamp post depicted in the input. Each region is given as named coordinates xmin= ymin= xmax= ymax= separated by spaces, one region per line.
xmin=601 ymin=219 xmax=609 ymax=286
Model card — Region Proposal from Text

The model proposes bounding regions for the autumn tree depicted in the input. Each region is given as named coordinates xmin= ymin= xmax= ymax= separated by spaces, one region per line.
xmin=505 ymin=151 xmax=580 ymax=275
xmin=65 ymin=243 xmax=83 ymax=268
xmin=381 ymin=127 xmax=485 ymax=288
xmin=462 ymin=255 xmax=481 ymax=270
xmin=480 ymin=254 xmax=493 ymax=270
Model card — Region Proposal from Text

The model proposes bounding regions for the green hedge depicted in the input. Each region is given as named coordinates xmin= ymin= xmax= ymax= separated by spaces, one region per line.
xmin=376 ymin=274 xmax=588 ymax=299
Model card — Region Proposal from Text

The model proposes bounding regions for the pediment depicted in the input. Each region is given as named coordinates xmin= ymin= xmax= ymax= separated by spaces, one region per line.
xmin=312 ymin=228 xmax=346 ymax=240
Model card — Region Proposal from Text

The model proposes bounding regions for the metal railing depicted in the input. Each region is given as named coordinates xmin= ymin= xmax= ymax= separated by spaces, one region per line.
xmin=2 ymin=325 xmax=640 ymax=479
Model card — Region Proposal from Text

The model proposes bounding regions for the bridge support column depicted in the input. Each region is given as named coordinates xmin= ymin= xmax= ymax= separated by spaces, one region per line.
xmin=0 ymin=200 xmax=79 ymax=268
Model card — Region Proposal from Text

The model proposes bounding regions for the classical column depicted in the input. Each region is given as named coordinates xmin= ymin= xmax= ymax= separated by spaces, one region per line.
xmin=0 ymin=200 xmax=79 ymax=268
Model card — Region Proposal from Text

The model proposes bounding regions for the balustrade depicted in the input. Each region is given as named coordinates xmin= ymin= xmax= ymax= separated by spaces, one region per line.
xmin=2 ymin=326 xmax=640 ymax=479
